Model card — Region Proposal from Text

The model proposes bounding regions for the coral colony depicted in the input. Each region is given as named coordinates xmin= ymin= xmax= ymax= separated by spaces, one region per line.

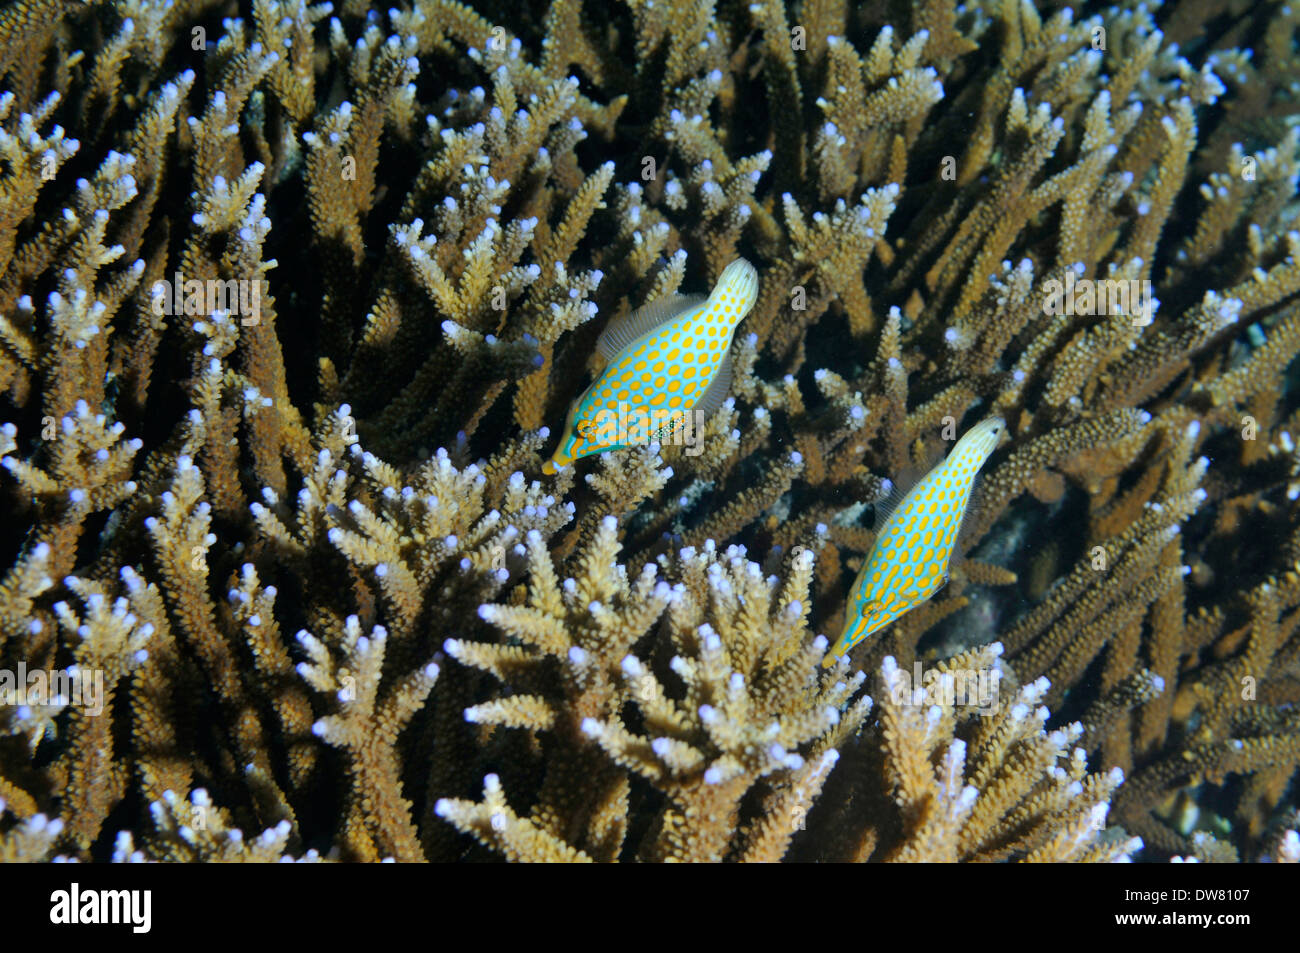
xmin=1 ymin=0 xmax=1299 ymax=863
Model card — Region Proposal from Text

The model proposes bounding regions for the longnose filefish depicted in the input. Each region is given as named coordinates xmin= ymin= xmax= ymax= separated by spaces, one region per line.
xmin=824 ymin=416 xmax=1006 ymax=667
xmin=542 ymin=258 xmax=760 ymax=475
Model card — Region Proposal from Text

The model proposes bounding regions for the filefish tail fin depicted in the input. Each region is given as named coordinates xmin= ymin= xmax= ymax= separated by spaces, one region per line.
xmin=710 ymin=258 xmax=759 ymax=314
xmin=952 ymin=417 xmax=1007 ymax=552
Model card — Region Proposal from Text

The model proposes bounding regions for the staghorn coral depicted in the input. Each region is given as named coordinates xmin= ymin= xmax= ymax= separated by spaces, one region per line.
xmin=1 ymin=0 xmax=1299 ymax=864
xmin=818 ymin=643 xmax=1143 ymax=863
xmin=438 ymin=528 xmax=869 ymax=862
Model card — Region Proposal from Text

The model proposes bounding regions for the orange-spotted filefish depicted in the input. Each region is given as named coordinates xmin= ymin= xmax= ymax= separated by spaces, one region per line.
xmin=542 ymin=258 xmax=759 ymax=474
xmin=824 ymin=416 xmax=1006 ymax=667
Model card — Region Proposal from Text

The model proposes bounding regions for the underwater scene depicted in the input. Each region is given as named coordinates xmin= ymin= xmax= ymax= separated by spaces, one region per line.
xmin=1 ymin=0 xmax=1299 ymax=866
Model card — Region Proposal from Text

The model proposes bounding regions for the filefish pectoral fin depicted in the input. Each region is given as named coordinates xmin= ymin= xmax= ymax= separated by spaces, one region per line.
xmin=919 ymin=571 xmax=948 ymax=602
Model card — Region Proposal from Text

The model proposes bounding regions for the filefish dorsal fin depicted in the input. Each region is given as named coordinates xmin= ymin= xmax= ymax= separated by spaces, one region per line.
xmin=596 ymin=294 xmax=705 ymax=361
xmin=870 ymin=473 xmax=913 ymax=531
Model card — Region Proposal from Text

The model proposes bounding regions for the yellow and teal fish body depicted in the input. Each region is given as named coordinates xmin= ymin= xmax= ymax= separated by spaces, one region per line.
xmin=824 ymin=416 xmax=1006 ymax=667
xmin=542 ymin=258 xmax=759 ymax=475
